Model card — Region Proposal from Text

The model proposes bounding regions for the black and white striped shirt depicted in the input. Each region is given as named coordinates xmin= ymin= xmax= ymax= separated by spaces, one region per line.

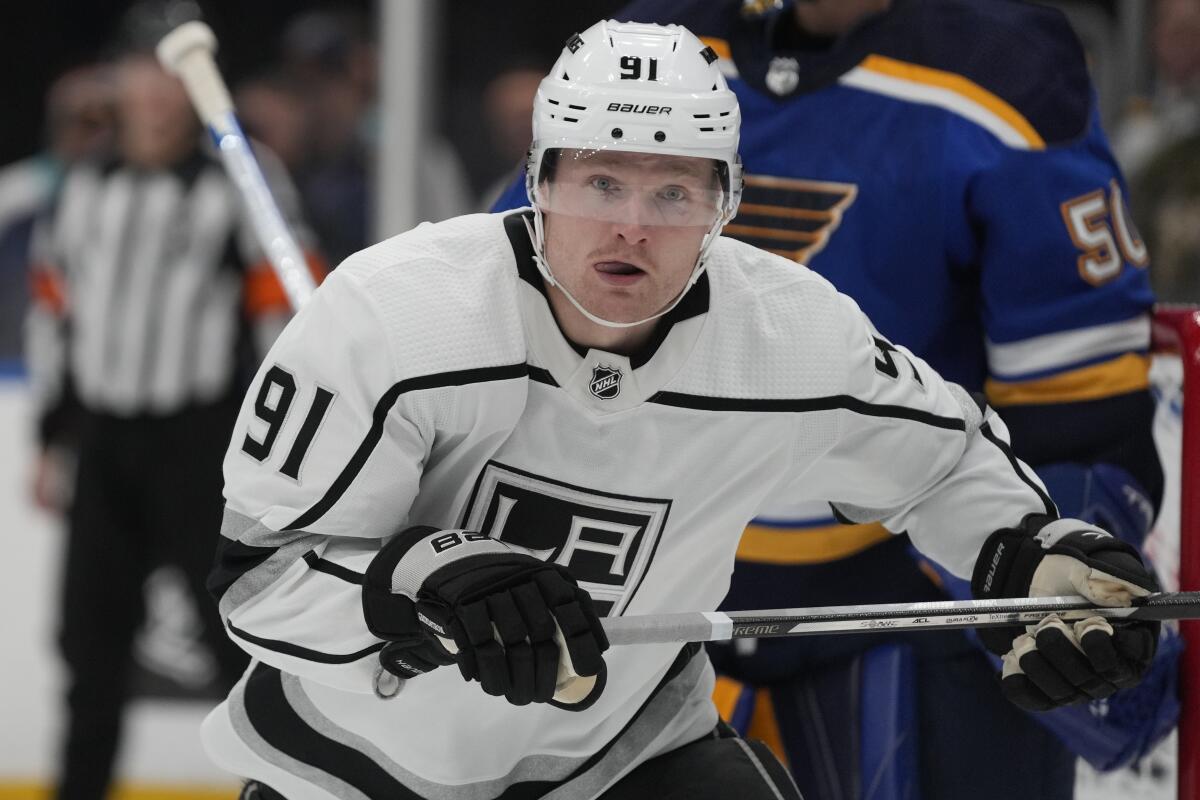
xmin=27 ymin=145 xmax=320 ymax=439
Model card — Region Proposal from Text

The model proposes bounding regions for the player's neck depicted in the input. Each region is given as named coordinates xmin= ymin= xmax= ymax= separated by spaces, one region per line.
xmin=545 ymin=286 xmax=659 ymax=357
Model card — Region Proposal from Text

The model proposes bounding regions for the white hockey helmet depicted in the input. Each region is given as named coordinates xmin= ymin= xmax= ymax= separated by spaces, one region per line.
xmin=524 ymin=20 xmax=743 ymax=328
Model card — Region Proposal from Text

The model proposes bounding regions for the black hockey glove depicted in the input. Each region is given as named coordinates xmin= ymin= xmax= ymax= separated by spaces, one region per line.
xmin=363 ymin=535 xmax=457 ymax=680
xmin=365 ymin=525 xmax=608 ymax=709
xmin=971 ymin=515 xmax=1160 ymax=711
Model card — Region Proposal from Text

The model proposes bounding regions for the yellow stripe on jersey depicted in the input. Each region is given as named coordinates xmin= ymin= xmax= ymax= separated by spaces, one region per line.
xmin=985 ymin=352 xmax=1151 ymax=406
xmin=736 ymin=521 xmax=892 ymax=564
xmin=858 ymin=54 xmax=1046 ymax=150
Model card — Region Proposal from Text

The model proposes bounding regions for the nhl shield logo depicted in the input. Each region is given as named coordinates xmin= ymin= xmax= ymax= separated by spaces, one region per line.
xmin=589 ymin=364 xmax=622 ymax=399
xmin=765 ymin=56 xmax=800 ymax=96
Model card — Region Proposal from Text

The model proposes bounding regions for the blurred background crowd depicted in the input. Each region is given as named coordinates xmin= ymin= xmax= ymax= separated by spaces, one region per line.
xmin=2 ymin=0 xmax=1199 ymax=365
xmin=0 ymin=0 xmax=1197 ymax=798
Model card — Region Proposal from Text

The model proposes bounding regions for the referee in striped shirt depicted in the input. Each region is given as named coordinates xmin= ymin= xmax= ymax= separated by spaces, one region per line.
xmin=25 ymin=45 xmax=325 ymax=800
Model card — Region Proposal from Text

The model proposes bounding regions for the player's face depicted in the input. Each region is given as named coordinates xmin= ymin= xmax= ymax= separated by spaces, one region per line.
xmin=541 ymin=150 xmax=720 ymax=327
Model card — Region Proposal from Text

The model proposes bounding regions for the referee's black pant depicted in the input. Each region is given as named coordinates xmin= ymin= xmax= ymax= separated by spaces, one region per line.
xmin=55 ymin=398 xmax=249 ymax=800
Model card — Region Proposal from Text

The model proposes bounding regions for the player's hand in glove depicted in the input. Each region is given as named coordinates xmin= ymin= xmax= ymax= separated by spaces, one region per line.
xmin=971 ymin=515 xmax=1160 ymax=711
xmin=363 ymin=544 xmax=458 ymax=680
xmin=364 ymin=526 xmax=608 ymax=709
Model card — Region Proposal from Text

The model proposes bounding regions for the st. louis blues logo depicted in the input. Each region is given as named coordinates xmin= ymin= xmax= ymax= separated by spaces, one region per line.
xmin=724 ymin=174 xmax=858 ymax=264
xmin=589 ymin=364 xmax=622 ymax=399
xmin=765 ymin=56 xmax=800 ymax=96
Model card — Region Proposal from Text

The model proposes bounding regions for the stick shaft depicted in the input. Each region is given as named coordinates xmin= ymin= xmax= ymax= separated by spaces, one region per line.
xmin=602 ymin=592 xmax=1200 ymax=646
xmin=207 ymin=113 xmax=315 ymax=310
xmin=158 ymin=22 xmax=315 ymax=310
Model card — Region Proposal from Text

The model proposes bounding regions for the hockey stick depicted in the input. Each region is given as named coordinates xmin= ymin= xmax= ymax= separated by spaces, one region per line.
xmin=156 ymin=22 xmax=316 ymax=310
xmin=601 ymin=591 xmax=1200 ymax=646
xmin=373 ymin=592 xmax=1200 ymax=698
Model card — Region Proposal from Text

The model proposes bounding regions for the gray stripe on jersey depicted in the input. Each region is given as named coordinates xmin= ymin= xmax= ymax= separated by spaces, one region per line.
xmin=946 ymin=382 xmax=983 ymax=437
xmin=732 ymin=738 xmax=789 ymax=800
xmin=218 ymin=511 xmax=325 ymax=621
xmin=226 ymin=674 xmax=371 ymax=800
xmin=829 ymin=498 xmax=902 ymax=525
xmin=260 ymin=650 xmax=708 ymax=799
xmin=541 ymin=652 xmax=710 ymax=800
xmin=279 ymin=672 xmax=582 ymax=798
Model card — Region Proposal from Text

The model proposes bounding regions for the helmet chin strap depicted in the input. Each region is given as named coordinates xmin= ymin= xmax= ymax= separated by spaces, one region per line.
xmin=523 ymin=209 xmax=721 ymax=331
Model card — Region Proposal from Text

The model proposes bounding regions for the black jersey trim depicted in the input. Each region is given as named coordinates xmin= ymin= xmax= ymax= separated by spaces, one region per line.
xmin=284 ymin=363 xmax=530 ymax=531
xmin=501 ymin=210 xmax=710 ymax=370
xmin=241 ymin=647 xmax=700 ymax=798
xmin=458 ymin=458 xmax=675 ymax=529
xmin=302 ymin=551 xmax=365 ymax=585
xmin=980 ymin=421 xmax=1057 ymax=516
xmin=527 ymin=365 xmax=559 ymax=387
xmin=648 ymin=391 xmax=966 ymax=430
xmin=208 ymin=538 xmax=280 ymax=603
xmin=997 ymin=389 xmax=1163 ymax=514
xmin=228 ymin=623 xmax=385 ymax=664
xmin=242 ymin=664 xmax=426 ymax=798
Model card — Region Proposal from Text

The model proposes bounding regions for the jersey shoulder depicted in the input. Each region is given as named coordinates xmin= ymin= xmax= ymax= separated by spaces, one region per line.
xmin=676 ymin=236 xmax=863 ymax=400
xmin=614 ymin=0 xmax=739 ymax=38
xmin=858 ymin=0 xmax=1093 ymax=146
xmin=331 ymin=213 xmax=528 ymax=379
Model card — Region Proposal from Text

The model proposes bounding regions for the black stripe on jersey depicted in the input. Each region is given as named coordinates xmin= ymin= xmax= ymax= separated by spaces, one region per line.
xmin=550 ymin=643 xmax=702 ymax=787
xmin=208 ymin=538 xmax=279 ymax=603
xmin=648 ymin=391 xmax=966 ymax=430
xmin=980 ymin=421 xmax=1057 ymax=516
xmin=242 ymin=663 xmax=426 ymax=798
xmin=527 ymin=365 xmax=558 ymax=387
xmin=284 ymin=363 xmax=530 ymax=531
xmin=302 ymin=550 xmax=365 ymax=584
xmin=227 ymin=622 xmax=385 ymax=664
xmin=241 ymin=647 xmax=703 ymax=799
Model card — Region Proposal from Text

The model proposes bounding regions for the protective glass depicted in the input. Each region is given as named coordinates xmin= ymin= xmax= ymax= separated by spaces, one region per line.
xmin=535 ymin=147 xmax=724 ymax=228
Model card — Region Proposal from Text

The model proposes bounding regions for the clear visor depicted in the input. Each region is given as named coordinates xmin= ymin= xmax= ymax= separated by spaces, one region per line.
xmin=534 ymin=147 xmax=725 ymax=228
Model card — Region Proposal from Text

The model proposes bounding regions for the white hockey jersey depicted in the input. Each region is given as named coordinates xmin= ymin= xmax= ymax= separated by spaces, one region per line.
xmin=202 ymin=210 xmax=1055 ymax=799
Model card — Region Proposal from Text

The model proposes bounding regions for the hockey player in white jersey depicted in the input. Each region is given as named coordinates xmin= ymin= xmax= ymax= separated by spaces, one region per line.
xmin=203 ymin=20 xmax=1162 ymax=800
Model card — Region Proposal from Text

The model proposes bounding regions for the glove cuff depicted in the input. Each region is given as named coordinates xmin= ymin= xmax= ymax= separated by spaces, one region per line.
xmin=363 ymin=525 xmax=439 ymax=640
xmin=971 ymin=513 xmax=1055 ymax=600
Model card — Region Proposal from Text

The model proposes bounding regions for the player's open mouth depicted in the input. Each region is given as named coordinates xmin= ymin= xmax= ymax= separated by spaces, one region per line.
xmin=594 ymin=261 xmax=646 ymax=286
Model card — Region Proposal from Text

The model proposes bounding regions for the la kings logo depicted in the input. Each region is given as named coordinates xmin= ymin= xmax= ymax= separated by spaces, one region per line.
xmin=460 ymin=461 xmax=672 ymax=616
xmin=589 ymin=364 xmax=623 ymax=400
